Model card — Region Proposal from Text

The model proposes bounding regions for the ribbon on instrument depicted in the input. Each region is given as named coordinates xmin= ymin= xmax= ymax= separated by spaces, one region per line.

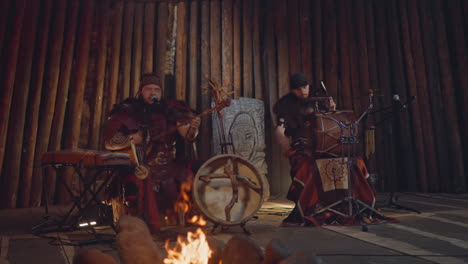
xmin=365 ymin=127 xmax=375 ymax=159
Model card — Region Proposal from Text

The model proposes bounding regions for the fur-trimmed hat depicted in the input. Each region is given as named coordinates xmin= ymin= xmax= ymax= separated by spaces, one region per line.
xmin=290 ymin=72 xmax=309 ymax=90
xmin=140 ymin=73 xmax=161 ymax=89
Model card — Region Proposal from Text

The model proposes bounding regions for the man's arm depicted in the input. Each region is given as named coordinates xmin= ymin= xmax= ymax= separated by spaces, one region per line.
xmin=274 ymin=118 xmax=294 ymax=157
xmin=104 ymin=131 xmax=144 ymax=150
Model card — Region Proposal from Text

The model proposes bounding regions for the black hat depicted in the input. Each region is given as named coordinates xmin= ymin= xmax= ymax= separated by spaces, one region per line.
xmin=290 ymin=72 xmax=309 ymax=90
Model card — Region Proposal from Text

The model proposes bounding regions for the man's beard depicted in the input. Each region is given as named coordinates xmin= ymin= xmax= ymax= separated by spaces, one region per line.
xmin=146 ymin=99 xmax=165 ymax=112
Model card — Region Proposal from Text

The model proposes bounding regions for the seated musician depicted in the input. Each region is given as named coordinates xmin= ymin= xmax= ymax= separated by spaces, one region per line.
xmin=273 ymin=72 xmax=375 ymax=226
xmin=103 ymin=73 xmax=200 ymax=232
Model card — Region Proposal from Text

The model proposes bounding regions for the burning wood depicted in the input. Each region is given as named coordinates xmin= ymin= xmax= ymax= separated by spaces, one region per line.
xmin=164 ymin=228 xmax=213 ymax=264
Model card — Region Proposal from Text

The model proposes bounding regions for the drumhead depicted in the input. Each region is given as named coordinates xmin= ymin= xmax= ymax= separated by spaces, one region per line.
xmin=193 ymin=154 xmax=265 ymax=226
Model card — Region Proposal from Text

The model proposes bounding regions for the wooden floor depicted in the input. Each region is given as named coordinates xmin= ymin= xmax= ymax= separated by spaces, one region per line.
xmin=0 ymin=192 xmax=467 ymax=264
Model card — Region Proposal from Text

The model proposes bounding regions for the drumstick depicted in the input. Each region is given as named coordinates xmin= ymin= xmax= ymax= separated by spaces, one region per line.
xmin=320 ymin=81 xmax=329 ymax=96
xmin=129 ymin=137 xmax=140 ymax=166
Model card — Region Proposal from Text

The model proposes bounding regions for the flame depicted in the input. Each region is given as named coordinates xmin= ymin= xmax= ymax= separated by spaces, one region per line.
xmin=187 ymin=215 xmax=207 ymax=226
xmin=175 ymin=181 xmax=192 ymax=215
xmin=164 ymin=228 xmax=213 ymax=264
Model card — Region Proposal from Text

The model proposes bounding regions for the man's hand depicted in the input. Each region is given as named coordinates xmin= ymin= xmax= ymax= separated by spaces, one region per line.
xmin=325 ymin=97 xmax=336 ymax=111
xmin=129 ymin=130 xmax=144 ymax=145
xmin=177 ymin=117 xmax=201 ymax=142
xmin=189 ymin=116 xmax=201 ymax=130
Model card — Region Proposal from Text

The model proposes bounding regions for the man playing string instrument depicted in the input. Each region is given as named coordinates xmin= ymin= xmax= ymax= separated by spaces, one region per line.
xmin=103 ymin=73 xmax=200 ymax=232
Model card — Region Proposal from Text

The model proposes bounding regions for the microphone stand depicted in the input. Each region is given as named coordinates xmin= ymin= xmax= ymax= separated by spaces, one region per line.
xmin=371 ymin=96 xmax=420 ymax=214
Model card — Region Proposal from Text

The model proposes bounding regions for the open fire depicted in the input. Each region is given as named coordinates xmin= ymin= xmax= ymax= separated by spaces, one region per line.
xmin=163 ymin=228 xmax=213 ymax=264
xmin=166 ymin=177 xmax=214 ymax=263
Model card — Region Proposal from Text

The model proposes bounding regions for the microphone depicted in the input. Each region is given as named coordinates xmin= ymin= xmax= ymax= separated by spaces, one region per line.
xmin=150 ymin=95 xmax=160 ymax=104
xmin=392 ymin=94 xmax=406 ymax=109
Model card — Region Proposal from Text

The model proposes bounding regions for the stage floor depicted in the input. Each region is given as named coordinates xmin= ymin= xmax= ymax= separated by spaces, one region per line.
xmin=0 ymin=192 xmax=467 ymax=264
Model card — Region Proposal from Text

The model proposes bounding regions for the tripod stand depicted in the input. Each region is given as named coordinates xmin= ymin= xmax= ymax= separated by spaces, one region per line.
xmin=310 ymin=91 xmax=389 ymax=230
xmin=373 ymin=95 xmax=420 ymax=214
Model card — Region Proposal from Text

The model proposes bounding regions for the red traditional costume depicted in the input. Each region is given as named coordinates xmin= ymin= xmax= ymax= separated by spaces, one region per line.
xmin=273 ymin=92 xmax=376 ymax=226
xmin=103 ymin=97 xmax=195 ymax=232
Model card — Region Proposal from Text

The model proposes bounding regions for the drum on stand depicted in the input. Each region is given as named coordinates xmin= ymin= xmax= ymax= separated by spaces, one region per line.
xmin=311 ymin=111 xmax=362 ymax=157
xmin=192 ymin=154 xmax=265 ymax=228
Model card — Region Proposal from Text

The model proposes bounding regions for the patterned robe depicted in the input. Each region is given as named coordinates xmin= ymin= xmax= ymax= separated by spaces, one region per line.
xmin=104 ymin=98 xmax=195 ymax=232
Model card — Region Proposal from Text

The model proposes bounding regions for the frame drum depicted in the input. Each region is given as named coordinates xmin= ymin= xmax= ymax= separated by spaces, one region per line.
xmin=192 ymin=154 xmax=265 ymax=226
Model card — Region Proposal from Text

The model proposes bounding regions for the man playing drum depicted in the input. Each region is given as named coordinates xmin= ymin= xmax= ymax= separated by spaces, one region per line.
xmin=273 ymin=72 xmax=375 ymax=226
xmin=103 ymin=73 xmax=200 ymax=232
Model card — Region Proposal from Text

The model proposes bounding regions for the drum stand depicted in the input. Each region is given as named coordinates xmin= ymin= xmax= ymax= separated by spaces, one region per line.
xmin=310 ymin=92 xmax=388 ymax=231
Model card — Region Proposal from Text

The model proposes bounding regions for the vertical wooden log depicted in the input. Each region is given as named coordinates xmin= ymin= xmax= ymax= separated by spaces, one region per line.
xmin=287 ymin=0 xmax=300 ymax=75
xmin=1 ymin=0 xmax=39 ymax=209
xmin=361 ymin=1 xmax=379 ymax=178
xmin=275 ymin=0 xmax=291 ymax=192
xmin=398 ymin=0 xmax=428 ymax=191
xmin=19 ymin=0 xmax=53 ymax=208
xmin=89 ymin=0 xmax=111 ymax=150
xmin=311 ymin=0 xmax=323 ymax=85
xmin=406 ymin=0 xmax=439 ymax=191
xmin=322 ymin=0 xmax=338 ymax=98
xmin=299 ymin=0 xmax=313 ymax=83
xmin=222 ymin=0 xmax=233 ymax=95
xmin=30 ymin=0 xmax=67 ymax=207
xmin=175 ymin=1 xmax=187 ymax=101
xmin=106 ymin=0 xmax=124 ymax=113
xmin=188 ymin=0 xmax=199 ymax=109
xmin=143 ymin=2 xmax=155 ymax=74
xmin=0 ymin=0 xmax=11 ymax=54
xmin=210 ymin=0 xmax=221 ymax=87
xmin=353 ymin=0 xmax=370 ymax=175
xmin=337 ymin=0 xmax=352 ymax=109
xmin=464 ymin=0 xmax=468 ymax=35
xmin=432 ymin=0 xmax=466 ymax=192
xmin=345 ymin=1 xmax=362 ymax=112
xmin=364 ymin=2 xmax=378 ymax=106
xmin=200 ymin=0 xmax=211 ymax=160
xmin=252 ymin=0 xmax=263 ymax=100
xmin=131 ymin=3 xmax=144 ymax=97
xmin=121 ymin=1 xmax=135 ymax=100
xmin=242 ymin=0 xmax=253 ymax=97
xmin=418 ymin=0 xmax=450 ymax=192
xmin=49 ymin=0 xmax=80 ymax=153
xmin=275 ymin=0 xmax=289 ymax=98
xmin=374 ymin=1 xmax=397 ymax=191
xmin=155 ymin=2 xmax=168 ymax=89
xmin=386 ymin=0 xmax=418 ymax=190
xmin=233 ymin=0 xmax=241 ymax=99
xmin=354 ymin=0 xmax=371 ymax=113
xmin=263 ymin=0 xmax=283 ymax=194
xmin=0 ymin=0 xmax=26 ymax=179
xmin=59 ymin=0 xmax=95 ymax=203
xmin=446 ymin=0 xmax=468 ymax=189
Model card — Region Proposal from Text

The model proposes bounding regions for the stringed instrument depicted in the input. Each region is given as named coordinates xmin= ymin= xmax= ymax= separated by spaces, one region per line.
xmin=105 ymin=98 xmax=231 ymax=166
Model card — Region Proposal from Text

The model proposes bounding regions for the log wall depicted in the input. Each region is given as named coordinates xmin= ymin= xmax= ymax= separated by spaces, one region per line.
xmin=0 ymin=0 xmax=467 ymax=208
